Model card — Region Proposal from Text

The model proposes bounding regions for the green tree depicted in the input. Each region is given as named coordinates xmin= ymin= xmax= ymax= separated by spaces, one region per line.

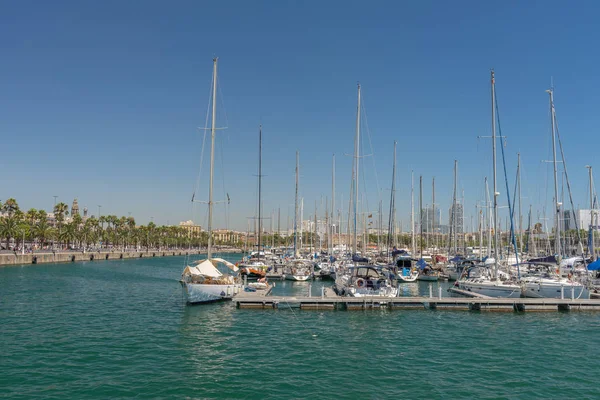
xmin=0 ymin=214 xmax=21 ymax=250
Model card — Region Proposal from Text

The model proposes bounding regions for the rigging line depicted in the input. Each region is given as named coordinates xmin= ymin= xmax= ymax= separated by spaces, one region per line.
xmin=216 ymin=74 xmax=229 ymax=131
xmin=360 ymin=98 xmax=381 ymax=199
xmin=494 ymin=88 xmax=520 ymax=277
xmin=554 ymin=112 xmax=585 ymax=256
xmin=193 ymin=67 xmax=215 ymax=200
xmin=218 ymin=131 xmax=229 ymax=230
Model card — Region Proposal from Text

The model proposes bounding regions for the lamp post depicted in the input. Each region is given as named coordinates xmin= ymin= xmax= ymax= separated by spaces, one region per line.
xmin=21 ymin=228 xmax=25 ymax=255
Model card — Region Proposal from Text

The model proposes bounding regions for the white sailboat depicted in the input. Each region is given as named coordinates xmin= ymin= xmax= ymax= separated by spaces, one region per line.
xmin=521 ymin=88 xmax=589 ymax=299
xmin=456 ymin=70 xmax=521 ymax=298
xmin=180 ymin=58 xmax=243 ymax=304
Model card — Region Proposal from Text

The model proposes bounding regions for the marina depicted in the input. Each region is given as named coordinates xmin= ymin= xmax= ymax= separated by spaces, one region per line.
xmin=5 ymin=2 xmax=600 ymax=398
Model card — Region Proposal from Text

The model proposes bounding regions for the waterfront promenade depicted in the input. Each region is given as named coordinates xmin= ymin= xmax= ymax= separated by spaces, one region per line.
xmin=0 ymin=247 xmax=242 ymax=266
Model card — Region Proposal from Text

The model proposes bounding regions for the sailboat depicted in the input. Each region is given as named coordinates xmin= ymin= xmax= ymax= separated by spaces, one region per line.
xmin=333 ymin=85 xmax=398 ymax=297
xmin=520 ymin=88 xmax=589 ymax=299
xmin=239 ymin=125 xmax=269 ymax=280
xmin=180 ymin=58 xmax=243 ymax=304
xmin=283 ymin=151 xmax=314 ymax=281
xmin=456 ymin=70 xmax=521 ymax=298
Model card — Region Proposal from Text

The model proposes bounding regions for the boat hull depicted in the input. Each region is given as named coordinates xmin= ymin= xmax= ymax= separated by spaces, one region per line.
xmin=398 ymin=274 xmax=419 ymax=283
xmin=348 ymin=287 xmax=398 ymax=298
xmin=457 ymin=281 xmax=521 ymax=298
xmin=522 ymin=282 xmax=589 ymax=299
xmin=181 ymin=282 xmax=243 ymax=304
xmin=284 ymin=274 xmax=312 ymax=281
xmin=417 ymin=275 xmax=438 ymax=282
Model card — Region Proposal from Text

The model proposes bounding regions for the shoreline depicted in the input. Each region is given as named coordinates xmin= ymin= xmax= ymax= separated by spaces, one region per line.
xmin=0 ymin=248 xmax=243 ymax=267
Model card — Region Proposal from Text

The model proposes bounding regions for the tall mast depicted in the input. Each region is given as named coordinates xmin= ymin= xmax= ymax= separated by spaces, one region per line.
xmin=491 ymin=70 xmax=499 ymax=278
xmin=588 ymin=166 xmax=595 ymax=261
xmin=331 ymin=154 xmax=335 ymax=254
xmin=478 ymin=206 xmax=483 ymax=261
xmin=411 ymin=170 xmax=415 ymax=255
xmin=387 ymin=141 xmax=397 ymax=260
xmin=353 ymin=83 xmax=361 ymax=255
xmin=451 ymin=160 xmax=458 ymax=255
xmin=257 ymin=125 xmax=262 ymax=261
xmin=432 ymin=177 xmax=436 ymax=252
xmin=517 ymin=152 xmax=523 ymax=253
xmin=294 ymin=151 xmax=299 ymax=257
xmin=419 ymin=175 xmax=423 ymax=257
xmin=207 ymin=57 xmax=218 ymax=259
xmin=485 ymin=177 xmax=491 ymax=257
xmin=547 ymin=88 xmax=561 ymax=257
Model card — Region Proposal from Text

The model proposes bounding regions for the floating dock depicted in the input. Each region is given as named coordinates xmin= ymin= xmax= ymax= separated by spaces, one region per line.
xmin=235 ymin=292 xmax=600 ymax=312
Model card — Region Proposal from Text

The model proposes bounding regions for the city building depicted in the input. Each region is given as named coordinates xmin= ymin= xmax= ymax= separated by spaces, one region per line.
xmin=179 ymin=220 xmax=202 ymax=237
xmin=448 ymin=203 xmax=464 ymax=234
xmin=212 ymin=229 xmax=241 ymax=244
xmin=576 ymin=209 xmax=600 ymax=231
xmin=71 ymin=198 xmax=80 ymax=217
xmin=420 ymin=206 xmax=441 ymax=233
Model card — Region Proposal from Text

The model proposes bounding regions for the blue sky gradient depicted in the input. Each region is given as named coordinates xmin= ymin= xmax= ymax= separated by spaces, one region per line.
xmin=2 ymin=1 xmax=599 ymax=231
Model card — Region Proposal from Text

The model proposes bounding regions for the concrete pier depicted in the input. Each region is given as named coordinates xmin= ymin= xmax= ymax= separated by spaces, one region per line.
xmin=235 ymin=295 xmax=600 ymax=312
xmin=0 ymin=249 xmax=221 ymax=267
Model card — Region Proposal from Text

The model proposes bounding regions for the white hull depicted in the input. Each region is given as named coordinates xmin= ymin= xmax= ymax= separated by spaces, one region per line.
xmin=522 ymin=281 xmax=589 ymax=299
xmin=457 ymin=281 xmax=521 ymax=298
xmin=181 ymin=282 xmax=243 ymax=304
xmin=417 ymin=275 xmax=438 ymax=282
xmin=284 ymin=274 xmax=312 ymax=281
xmin=348 ymin=287 xmax=398 ymax=298
xmin=398 ymin=274 xmax=419 ymax=283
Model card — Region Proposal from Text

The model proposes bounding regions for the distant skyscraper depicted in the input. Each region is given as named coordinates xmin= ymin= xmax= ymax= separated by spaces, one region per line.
xmin=448 ymin=203 xmax=464 ymax=234
xmin=421 ymin=206 xmax=441 ymax=233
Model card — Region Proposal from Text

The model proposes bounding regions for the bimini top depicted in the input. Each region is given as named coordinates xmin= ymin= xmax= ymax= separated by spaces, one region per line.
xmin=587 ymin=259 xmax=600 ymax=271
xmin=183 ymin=258 xmax=239 ymax=278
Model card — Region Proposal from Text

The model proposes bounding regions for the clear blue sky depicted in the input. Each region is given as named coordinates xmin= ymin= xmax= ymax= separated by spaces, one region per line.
xmin=2 ymin=0 xmax=599 ymax=232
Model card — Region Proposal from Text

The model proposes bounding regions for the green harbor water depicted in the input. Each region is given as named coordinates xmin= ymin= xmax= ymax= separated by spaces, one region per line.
xmin=1 ymin=254 xmax=599 ymax=399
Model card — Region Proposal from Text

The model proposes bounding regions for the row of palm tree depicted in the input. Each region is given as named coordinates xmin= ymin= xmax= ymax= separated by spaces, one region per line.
xmin=0 ymin=198 xmax=221 ymax=252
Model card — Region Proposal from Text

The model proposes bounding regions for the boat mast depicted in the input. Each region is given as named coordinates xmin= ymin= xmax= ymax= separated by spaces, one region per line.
xmin=547 ymin=88 xmax=560 ymax=258
xmin=294 ymin=151 xmax=299 ymax=257
xmin=207 ymin=57 xmax=218 ymax=260
xmin=387 ymin=141 xmax=397 ymax=261
xmin=588 ymin=165 xmax=595 ymax=261
xmin=432 ymin=177 xmax=436 ymax=253
xmin=331 ymin=154 xmax=335 ymax=254
xmin=451 ymin=160 xmax=458 ymax=255
xmin=491 ymin=70 xmax=499 ymax=278
xmin=353 ymin=83 xmax=361 ymax=255
xmin=411 ymin=170 xmax=415 ymax=255
xmin=257 ymin=125 xmax=262 ymax=262
xmin=517 ymin=152 xmax=523 ymax=253
xmin=419 ymin=175 xmax=423 ymax=258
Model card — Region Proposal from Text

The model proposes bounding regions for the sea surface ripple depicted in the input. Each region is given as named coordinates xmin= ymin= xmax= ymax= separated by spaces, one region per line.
xmin=1 ymin=255 xmax=599 ymax=399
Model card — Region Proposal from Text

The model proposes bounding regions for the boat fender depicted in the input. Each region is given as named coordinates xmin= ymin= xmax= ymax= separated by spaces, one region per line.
xmin=356 ymin=278 xmax=365 ymax=288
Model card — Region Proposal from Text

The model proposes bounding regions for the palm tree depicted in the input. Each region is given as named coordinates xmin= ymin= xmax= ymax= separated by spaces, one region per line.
xmin=53 ymin=202 xmax=69 ymax=249
xmin=59 ymin=222 xmax=77 ymax=249
xmin=0 ymin=214 xmax=21 ymax=250
xmin=2 ymin=198 xmax=20 ymax=217
xmin=33 ymin=219 xmax=53 ymax=250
